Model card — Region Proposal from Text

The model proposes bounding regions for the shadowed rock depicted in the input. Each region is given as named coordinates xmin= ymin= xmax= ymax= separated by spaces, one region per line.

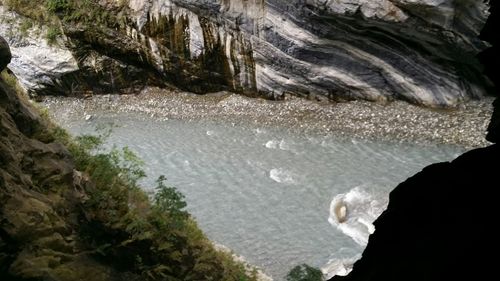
xmin=330 ymin=144 xmax=499 ymax=281
xmin=0 ymin=36 xmax=11 ymax=71
xmin=479 ymin=1 xmax=500 ymax=143
xmin=329 ymin=2 xmax=500 ymax=280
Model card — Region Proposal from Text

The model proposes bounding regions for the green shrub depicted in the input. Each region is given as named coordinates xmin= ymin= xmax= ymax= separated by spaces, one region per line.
xmin=153 ymin=175 xmax=187 ymax=226
xmin=19 ymin=19 xmax=33 ymax=36
xmin=0 ymin=70 xmax=27 ymax=98
xmin=4 ymin=0 xmax=45 ymax=21
xmin=40 ymin=125 xmax=257 ymax=281
xmin=46 ymin=0 xmax=69 ymax=13
xmin=5 ymin=0 xmax=128 ymax=29
xmin=45 ymin=26 xmax=61 ymax=45
xmin=287 ymin=264 xmax=324 ymax=281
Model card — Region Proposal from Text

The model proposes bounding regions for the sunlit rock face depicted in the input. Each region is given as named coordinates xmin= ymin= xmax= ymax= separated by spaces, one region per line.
xmin=0 ymin=6 xmax=78 ymax=93
xmin=0 ymin=0 xmax=492 ymax=106
xmin=125 ymin=0 xmax=491 ymax=106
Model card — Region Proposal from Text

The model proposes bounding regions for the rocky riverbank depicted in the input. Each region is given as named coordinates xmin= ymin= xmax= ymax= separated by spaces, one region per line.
xmin=42 ymin=88 xmax=494 ymax=149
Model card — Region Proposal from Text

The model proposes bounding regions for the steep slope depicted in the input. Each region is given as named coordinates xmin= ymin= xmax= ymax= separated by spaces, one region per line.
xmin=0 ymin=0 xmax=492 ymax=106
xmin=1 ymin=41 xmax=121 ymax=280
xmin=1 ymin=36 xmax=257 ymax=281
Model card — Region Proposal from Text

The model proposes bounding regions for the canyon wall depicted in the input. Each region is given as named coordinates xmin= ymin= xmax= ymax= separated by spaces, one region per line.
xmin=0 ymin=0 xmax=492 ymax=106
xmin=330 ymin=1 xmax=500 ymax=280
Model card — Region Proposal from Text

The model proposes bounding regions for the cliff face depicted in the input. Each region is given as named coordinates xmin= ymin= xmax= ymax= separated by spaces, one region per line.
xmin=0 ymin=0 xmax=492 ymax=106
xmin=329 ymin=2 xmax=500 ymax=280
xmin=1 ymin=40 xmax=123 ymax=280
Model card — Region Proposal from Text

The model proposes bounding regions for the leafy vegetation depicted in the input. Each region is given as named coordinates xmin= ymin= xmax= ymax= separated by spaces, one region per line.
xmin=287 ymin=264 xmax=324 ymax=281
xmin=46 ymin=0 xmax=69 ymax=13
xmin=3 ymin=0 xmax=53 ymax=23
xmin=3 ymin=0 xmax=130 ymax=44
xmin=45 ymin=26 xmax=61 ymax=45
xmin=32 ymin=119 xmax=257 ymax=280
xmin=19 ymin=19 xmax=33 ymax=36
xmin=3 ymin=0 xmax=129 ymax=27
xmin=1 ymin=11 xmax=256 ymax=279
xmin=0 ymin=69 xmax=27 ymax=98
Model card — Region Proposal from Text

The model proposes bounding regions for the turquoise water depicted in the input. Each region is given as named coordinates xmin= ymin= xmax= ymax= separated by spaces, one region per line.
xmin=54 ymin=112 xmax=466 ymax=280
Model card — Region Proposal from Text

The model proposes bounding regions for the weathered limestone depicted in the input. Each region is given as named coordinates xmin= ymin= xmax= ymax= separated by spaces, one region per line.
xmin=0 ymin=6 xmax=79 ymax=93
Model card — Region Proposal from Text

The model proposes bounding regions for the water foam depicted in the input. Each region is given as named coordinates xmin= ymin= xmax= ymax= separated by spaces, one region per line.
xmin=321 ymin=254 xmax=360 ymax=279
xmin=278 ymin=139 xmax=291 ymax=151
xmin=328 ymin=186 xmax=388 ymax=246
xmin=264 ymin=139 xmax=291 ymax=151
xmin=269 ymin=168 xmax=295 ymax=184
xmin=265 ymin=140 xmax=280 ymax=149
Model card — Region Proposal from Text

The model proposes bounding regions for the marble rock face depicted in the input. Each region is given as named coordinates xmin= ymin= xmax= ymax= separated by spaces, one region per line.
xmin=0 ymin=0 xmax=492 ymax=106
xmin=0 ymin=6 xmax=78 ymax=93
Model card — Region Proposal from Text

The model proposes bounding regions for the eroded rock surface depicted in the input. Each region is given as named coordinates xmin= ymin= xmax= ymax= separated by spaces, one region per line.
xmin=329 ymin=2 xmax=500 ymax=280
xmin=0 ymin=41 xmax=120 ymax=279
xmin=0 ymin=0 xmax=493 ymax=106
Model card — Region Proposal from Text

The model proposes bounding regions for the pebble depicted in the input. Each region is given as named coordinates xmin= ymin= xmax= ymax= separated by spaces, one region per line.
xmin=41 ymin=87 xmax=495 ymax=149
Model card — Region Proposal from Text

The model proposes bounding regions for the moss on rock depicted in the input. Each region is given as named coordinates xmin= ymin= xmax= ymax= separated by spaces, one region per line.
xmin=1 ymin=36 xmax=258 ymax=281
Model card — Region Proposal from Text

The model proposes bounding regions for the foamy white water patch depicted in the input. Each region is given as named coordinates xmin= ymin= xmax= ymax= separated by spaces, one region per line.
xmin=269 ymin=168 xmax=296 ymax=184
xmin=328 ymin=187 xmax=388 ymax=246
xmin=265 ymin=140 xmax=280 ymax=149
xmin=254 ymin=128 xmax=266 ymax=134
xmin=321 ymin=254 xmax=360 ymax=279
xmin=264 ymin=139 xmax=292 ymax=151
xmin=279 ymin=140 xmax=291 ymax=151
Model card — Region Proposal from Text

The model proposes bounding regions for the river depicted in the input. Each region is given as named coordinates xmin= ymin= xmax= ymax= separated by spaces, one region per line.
xmin=45 ymin=104 xmax=467 ymax=280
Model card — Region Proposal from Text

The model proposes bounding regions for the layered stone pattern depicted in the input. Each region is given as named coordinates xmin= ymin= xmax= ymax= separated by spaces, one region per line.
xmin=0 ymin=0 xmax=492 ymax=106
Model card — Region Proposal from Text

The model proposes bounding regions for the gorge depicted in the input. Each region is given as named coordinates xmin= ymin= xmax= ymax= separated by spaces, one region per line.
xmin=41 ymin=97 xmax=472 ymax=279
xmin=1 ymin=0 xmax=499 ymax=281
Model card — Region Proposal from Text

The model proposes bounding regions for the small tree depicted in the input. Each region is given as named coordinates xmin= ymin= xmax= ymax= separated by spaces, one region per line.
xmin=286 ymin=264 xmax=324 ymax=281
xmin=153 ymin=175 xmax=188 ymax=228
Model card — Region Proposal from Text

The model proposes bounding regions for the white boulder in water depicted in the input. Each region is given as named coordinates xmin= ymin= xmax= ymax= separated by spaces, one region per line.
xmin=328 ymin=186 xmax=388 ymax=246
xmin=321 ymin=254 xmax=361 ymax=279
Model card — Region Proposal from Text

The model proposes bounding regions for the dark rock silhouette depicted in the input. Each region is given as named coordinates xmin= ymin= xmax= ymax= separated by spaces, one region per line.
xmin=331 ymin=143 xmax=499 ymax=281
xmin=0 ymin=36 xmax=11 ymax=71
xmin=330 ymin=2 xmax=500 ymax=280
xmin=480 ymin=1 xmax=500 ymax=143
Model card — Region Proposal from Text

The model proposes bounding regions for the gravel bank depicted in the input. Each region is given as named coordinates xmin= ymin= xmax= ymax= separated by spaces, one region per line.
xmin=41 ymin=87 xmax=494 ymax=149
